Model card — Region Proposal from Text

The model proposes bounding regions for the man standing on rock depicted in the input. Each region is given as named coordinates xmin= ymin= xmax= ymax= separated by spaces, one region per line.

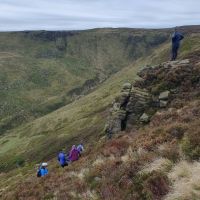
xmin=171 ymin=27 xmax=184 ymax=61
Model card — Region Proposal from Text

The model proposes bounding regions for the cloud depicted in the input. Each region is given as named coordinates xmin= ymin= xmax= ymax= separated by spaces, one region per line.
xmin=0 ymin=0 xmax=199 ymax=31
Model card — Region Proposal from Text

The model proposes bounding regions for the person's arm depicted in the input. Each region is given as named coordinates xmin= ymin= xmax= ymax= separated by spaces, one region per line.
xmin=180 ymin=34 xmax=184 ymax=40
xmin=179 ymin=33 xmax=184 ymax=40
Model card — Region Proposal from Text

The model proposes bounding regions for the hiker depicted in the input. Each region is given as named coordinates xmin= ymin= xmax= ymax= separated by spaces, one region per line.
xmin=171 ymin=27 xmax=184 ymax=61
xmin=58 ymin=150 xmax=68 ymax=168
xmin=69 ymin=145 xmax=79 ymax=162
xmin=77 ymin=143 xmax=84 ymax=156
xmin=37 ymin=162 xmax=48 ymax=177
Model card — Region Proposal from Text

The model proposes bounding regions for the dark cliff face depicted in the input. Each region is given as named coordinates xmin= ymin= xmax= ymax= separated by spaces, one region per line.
xmin=21 ymin=30 xmax=78 ymax=41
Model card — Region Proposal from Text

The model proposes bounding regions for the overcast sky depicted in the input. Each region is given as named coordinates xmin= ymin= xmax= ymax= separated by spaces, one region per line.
xmin=0 ymin=0 xmax=200 ymax=31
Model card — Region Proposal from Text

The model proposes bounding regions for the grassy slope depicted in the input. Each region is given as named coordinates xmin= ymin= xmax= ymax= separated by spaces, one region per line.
xmin=0 ymin=29 xmax=169 ymax=134
xmin=0 ymin=28 xmax=172 ymax=169
xmin=0 ymin=26 xmax=200 ymax=198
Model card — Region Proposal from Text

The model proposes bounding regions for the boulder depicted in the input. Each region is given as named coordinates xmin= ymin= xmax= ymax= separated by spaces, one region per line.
xmin=140 ymin=113 xmax=150 ymax=123
xmin=113 ymin=103 xmax=120 ymax=111
xmin=178 ymin=59 xmax=190 ymax=65
xmin=94 ymin=177 xmax=102 ymax=182
xmin=159 ymin=91 xmax=170 ymax=100
xmin=111 ymin=119 xmax=122 ymax=134
xmin=160 ymin=100 xmax=168 ymax=108
xmin=122 ymin=83 xmax=132 ymax=90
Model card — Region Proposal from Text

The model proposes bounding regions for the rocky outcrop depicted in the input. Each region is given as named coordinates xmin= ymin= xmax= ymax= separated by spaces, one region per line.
xmin=105 ymin=83 xmax=152 ymax=136
xmin=105 ymin=58 xmax=200 ymax=137
xmin=125 ymin=87 xmax=152 ymax=128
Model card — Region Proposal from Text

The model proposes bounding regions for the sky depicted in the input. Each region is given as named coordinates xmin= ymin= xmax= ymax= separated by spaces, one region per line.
xmin=0 ymin=0 xmax=200 ymax=31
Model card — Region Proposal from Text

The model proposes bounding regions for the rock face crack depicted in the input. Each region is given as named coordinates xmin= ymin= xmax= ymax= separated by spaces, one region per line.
xmin=105 ymin=82 xmax=152 ymax=136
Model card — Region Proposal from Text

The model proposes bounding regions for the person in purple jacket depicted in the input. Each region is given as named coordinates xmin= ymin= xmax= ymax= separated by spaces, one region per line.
xmin=69 ymin=145 xmax=79 ymax=162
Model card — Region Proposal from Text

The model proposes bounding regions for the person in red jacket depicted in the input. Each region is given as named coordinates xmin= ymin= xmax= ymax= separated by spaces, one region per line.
xmin=69 ymin=145 xmax=79 ymax=162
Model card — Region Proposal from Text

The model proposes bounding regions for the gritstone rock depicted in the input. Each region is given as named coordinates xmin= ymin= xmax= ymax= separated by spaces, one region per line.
xmin=159 ymin=91 xmax=170 ymax=100
xmin=140 ymin=113 xmax=150 ymax=123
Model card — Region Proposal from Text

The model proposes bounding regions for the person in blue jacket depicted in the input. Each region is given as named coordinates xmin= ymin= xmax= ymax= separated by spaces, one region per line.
xmin=58 ymin=150 xmax=68 ymax=168
xmin=171 ymin=27 xmax=184 ymax=61
xmin=37 ymin=162 xmax=48 ymax=177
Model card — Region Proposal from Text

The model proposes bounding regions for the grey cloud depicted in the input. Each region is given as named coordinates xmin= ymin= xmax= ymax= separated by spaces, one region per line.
xmin=0 ymin=0 xmax=199 ymax=31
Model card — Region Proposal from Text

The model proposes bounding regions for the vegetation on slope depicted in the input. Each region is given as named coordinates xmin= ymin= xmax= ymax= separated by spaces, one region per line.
xmin=2 ymin=48 xmax=200 ymax=200
xmin=0 ymin=26 xmax=200 ymax=199
xmin=0 ymin=29 xmax=170 ymax=134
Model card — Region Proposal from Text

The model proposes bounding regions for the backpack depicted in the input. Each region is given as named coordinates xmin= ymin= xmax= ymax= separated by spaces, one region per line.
xmin=37 ymin=169 xmax=41 ymax=177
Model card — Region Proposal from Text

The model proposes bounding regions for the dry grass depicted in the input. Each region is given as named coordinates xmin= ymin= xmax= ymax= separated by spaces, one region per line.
xmin=165 ymin=161 xmax=200 ymax=200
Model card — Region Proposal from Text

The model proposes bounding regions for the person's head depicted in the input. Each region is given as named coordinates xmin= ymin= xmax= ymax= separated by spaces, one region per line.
xmin=41 ymin=162 xmax=48 ymax=168
xmin=61 ymin=148 xmax=65 ymax=152
xmin=174 ymin=26 xmax=178 ymax=32
xmin=72 ymin=145 xmax=76 ymax=149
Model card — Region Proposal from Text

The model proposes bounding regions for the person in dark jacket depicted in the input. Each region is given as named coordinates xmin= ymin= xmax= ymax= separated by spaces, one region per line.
xmin=171 ymin=27 xmax=184 ymax=61
xmin=58 ymin=150 xmax=68 ymax=168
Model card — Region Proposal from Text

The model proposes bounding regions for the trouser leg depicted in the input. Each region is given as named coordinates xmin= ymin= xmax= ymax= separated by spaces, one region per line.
xmin=172 ymin=45 xmax=179 ymax=61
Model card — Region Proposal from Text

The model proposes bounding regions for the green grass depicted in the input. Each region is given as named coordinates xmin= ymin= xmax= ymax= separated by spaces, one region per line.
xmin=0 ymin=33 xmax=174 ymax=172
xmin=0 ymin=46 xmax=157 ymax=172
xmin=0 ymin=29 xmax=171 ymax=134
xmin=0 ymin=27 xmax=200 ymax=199
xmin=0 ymin=27 xmax=200 ymax=173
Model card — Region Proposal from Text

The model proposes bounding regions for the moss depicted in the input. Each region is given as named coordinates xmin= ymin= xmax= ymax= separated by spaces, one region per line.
xmin=181 ymin=136 xmax=200 ymax=160
xmin=151 ymin=82 xmax=168 ymax=95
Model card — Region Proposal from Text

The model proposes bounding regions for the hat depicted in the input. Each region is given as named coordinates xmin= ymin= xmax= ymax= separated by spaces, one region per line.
xmin=41 ymin=162 xmax=48 ymax=167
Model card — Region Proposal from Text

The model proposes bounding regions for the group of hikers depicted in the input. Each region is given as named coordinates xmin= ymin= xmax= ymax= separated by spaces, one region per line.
xmin=37 ymin=143 xmax=84 ymax=177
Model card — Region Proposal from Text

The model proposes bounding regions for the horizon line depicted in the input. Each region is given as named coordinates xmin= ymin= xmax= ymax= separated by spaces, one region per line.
xmin=0 ymin=24 xmax=200 ymax=32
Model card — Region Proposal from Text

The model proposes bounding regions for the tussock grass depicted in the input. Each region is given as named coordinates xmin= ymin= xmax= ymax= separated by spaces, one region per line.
xmin=165 ymin=161 xmax=200 ymax=200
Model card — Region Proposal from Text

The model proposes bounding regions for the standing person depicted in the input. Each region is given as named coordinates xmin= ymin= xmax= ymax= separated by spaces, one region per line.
xmin=69 ymin=145 xmax=79 ymax=162
xmin=171 ymin=27 xmax=184 ymax=61
xmin=58 ymin=150 xmax=68 ymax=168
